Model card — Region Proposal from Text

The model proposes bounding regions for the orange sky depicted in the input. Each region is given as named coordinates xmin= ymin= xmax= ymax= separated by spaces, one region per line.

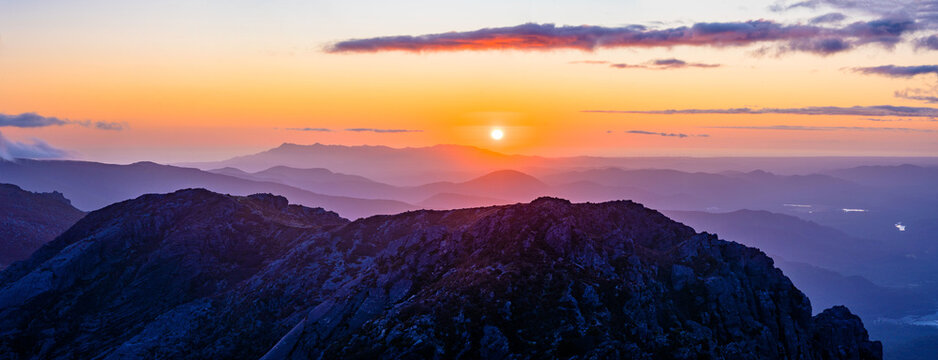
xmin=1 ymin=0 xmax=937 ymax=163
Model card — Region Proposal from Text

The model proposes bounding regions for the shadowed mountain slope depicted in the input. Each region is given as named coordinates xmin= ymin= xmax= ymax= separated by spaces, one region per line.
xmin=0 ymin=184 xmax=85 ymax=269
xmin=0 ymin=191 xmax=880 ymax=359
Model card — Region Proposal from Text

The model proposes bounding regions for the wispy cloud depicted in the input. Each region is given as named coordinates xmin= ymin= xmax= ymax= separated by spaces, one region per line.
xmin=284 ymin=127 xmax=422 ymax=133
xmin=326 ymin=18 xmax=915 ymax=56
xmin=709 ymin=125 xmax=936 ymax=132
xmin=895 ymin=89 xmax=938 ymax=103
xmin=772 ymin=0 xmax=938 ymax=27
xmin=605 ymin=58 xmax=721 ymax=70
xmin=0 ymin=131 xmax=69 ymax=161
xmin=853 ymin=65 xmax=938 ymax=77
xmin=625 ymin=130 xmax=709 ymax=138
xmin=811 ymin=12 xmax=848 ymax=24
xmin=569 ymin=60 xmax=610 ymax=65
xmin=0 ymin=112 xmax=125 ymax=131
xmin=344 ymin=128 xmax=423 ymax=133
xmin=583 ymin=105 xmax=938 ymax=117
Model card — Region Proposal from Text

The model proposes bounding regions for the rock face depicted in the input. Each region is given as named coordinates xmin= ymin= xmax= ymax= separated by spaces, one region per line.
xmin=0 ymin=183 xmax=85 ymax=269
xmin=0 ymin=190 xmax=881 ymax=359
xmin=0 ymin=189 xmax=347 ymax=359
xmin=810 ymin=306 xmax=883 ymax=360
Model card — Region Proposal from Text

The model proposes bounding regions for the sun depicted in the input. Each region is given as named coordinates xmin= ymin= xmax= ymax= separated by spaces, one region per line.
xmin=490 ymin=128 xmax=504 ymax=140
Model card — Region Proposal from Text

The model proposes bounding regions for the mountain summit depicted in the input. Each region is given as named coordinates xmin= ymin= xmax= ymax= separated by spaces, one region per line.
xmin=0 ymin=190 xmax=880 ymax=359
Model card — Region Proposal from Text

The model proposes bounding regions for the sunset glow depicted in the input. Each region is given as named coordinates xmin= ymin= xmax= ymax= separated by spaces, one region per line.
xmin=0 ymin=0 xmax=936 ymax=163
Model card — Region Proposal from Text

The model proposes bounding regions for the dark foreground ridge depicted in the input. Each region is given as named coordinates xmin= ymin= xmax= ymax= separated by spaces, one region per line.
xmin=0 ymin=183 xmax=85 ymax=269
xmin=0 ymin=190 xmax=881 ymax=359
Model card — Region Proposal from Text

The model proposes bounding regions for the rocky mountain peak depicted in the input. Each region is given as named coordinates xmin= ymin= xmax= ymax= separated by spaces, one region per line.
xmin=0 ymin=191 xmax=881 ymax=359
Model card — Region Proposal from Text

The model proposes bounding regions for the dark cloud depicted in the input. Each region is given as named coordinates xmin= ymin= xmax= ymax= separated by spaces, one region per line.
xmin=0 ymin=112 xmax=125 ymax=130
xmin=344 ymin=128 xmax=423 ymax=133
xmin=811 ymin=12 xmax=848 ymax=24
xmin=709 ymin=125 xmax=936 ymax=132
xmin=0 ymin=112 xmax=68 ymax=128
xmin=607 ymin=58 xmax=721 ymax=70
xmin=0 ymin=131 xmax=69 ymax=161
xmin=782 ymin=37 xmax=852 ymax=54
xmin=286 ymin=127 xmax=333 ymax=132
xmin=584 ymin=105 xmax=938 ymax=117
xmin=917 ymin=35 xmax=938 ymax=49
xmin=327 ymin=18 xmax=914 ymax=55
xmin=853 ymin=65 xmax=938 ymax=77
xmin=773 ymin=0 xmax=938 ymax=30
xmin=625 ymin=130 xmax=709 ymax=138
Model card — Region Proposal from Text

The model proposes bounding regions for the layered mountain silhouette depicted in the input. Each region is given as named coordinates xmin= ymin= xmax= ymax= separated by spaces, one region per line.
xmin=0 ymin=184 xmax=85 ymax=269
xmin=0 ymin=189 xmax=881 ymax=359
xmin=183 ymin=143 xmax=938 ymax=184
xmin=211 ymin=166 xmax=548 ymax=205
xmin=0 ymin=159 xmax=415 ymax=219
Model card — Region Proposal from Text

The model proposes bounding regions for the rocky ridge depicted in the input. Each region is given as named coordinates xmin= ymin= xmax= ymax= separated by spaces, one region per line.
xmin=0 ymin=190 xmax=881 ymax=359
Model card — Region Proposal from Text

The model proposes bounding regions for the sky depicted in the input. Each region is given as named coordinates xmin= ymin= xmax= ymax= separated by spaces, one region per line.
xmin=1 ymin=0 xmax=937 ymax=163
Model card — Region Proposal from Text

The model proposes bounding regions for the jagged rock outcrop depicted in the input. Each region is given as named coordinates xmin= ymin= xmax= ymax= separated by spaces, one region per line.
xmin=0 ymin=191 xmax=881 ymax=359
xmin=810 ymin=306 xmax=882 ymax=360
xmin=0 ymin=183 xmax=85 ymax=269
xmin=0 ymin=189 xmax=347 ymax=359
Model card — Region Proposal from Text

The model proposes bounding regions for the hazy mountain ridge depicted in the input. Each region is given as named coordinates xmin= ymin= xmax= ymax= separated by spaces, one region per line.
xmin=0 ymin=159 xmax=415 ymax=219
xmin=183 ymin=143 xmax=938 ymax=184
xmin=0 ymin=189 xmax=880 ymax=359
xmin=0 ymin=183 xmax=85 ymax=269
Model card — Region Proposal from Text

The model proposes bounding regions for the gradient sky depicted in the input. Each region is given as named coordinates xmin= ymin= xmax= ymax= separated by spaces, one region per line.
xmin=1 ymin=0 xmax=937 ymax=163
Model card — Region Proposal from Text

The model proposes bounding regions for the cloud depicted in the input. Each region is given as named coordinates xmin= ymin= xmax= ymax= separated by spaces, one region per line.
xmin=344 ymin=128 xmax=423 ymax=133
xmin=326 ymin=19 xmax=915 ymax=55
xmin=92 ymin=121 xmax=126 ymax=131
xmin=895 ymin=89 xmax=938 ymax=103
xmin=853 ymin=65 xmax=938 ymax=77
xmin=811 ymin=12 xmax=848 ymax=24
xmin=0 ymin=112 xmax=125 ymax=131
xmin=625 ymin=130 xmax=709 ymax=138
xmin=0 ymin=112 xmax=68 ymax=127
xmin=0 ymin=131 xmax=69 ymax=161
xmin=709 ymin=125 xmax=936 ymax=132
xmin=569 ymin=60 xmax=609 ymax=65
xmin=605 ymin=58 xmax=721 ymax=70
xmin=284 ymin=127 xmax=423 ymax=133
xmin=583 ymin=105 xmax=938 ymax=117
xmin=918 ymin=35 xmax=938 ymax=49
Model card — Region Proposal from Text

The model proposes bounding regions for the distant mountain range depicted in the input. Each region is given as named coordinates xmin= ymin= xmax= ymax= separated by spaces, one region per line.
xmin=0 ymin=159 xmax=415 ymax=219
xmin=0 ymin=190 xmax=881 ymax=359
xmin=0 ymin=184 xmax=84 ymax=269
xmin=182 ymin=142 xmax=938 ymax=184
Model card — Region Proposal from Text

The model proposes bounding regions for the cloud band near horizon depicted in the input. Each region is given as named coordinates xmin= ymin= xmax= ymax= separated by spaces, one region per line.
xmin=326 ymin=18 xmax=916 ymax=55
xmin=286 ymin=127 xmax=423 ymax=133
xmin=0 ymin=112 xmax=125 ymax=131
xmin=853 ymin=65 xmax=938 ymax=77
xmin=583 ymin=105 xmax=938 ymax=118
